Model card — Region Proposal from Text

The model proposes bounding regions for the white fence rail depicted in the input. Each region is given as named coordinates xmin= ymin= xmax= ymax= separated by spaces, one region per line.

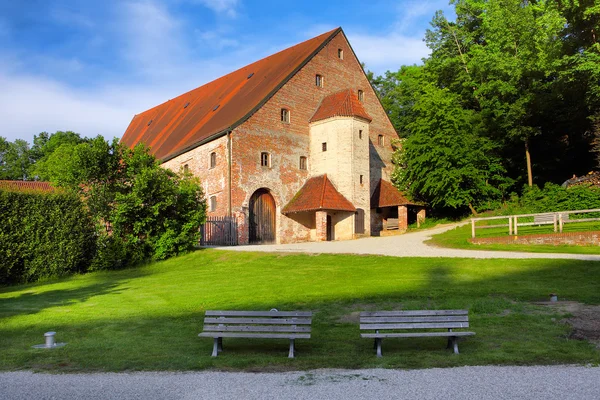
xmin=470 ymin=209 xmax=600 ymax=239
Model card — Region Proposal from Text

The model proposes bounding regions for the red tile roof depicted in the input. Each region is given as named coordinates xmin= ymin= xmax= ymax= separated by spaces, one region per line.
xmin=0 ymin=180 xmax=55 ymax=193
xmin=121 ymin=28 xmax=342 ymax=162
xmin=310 ymin=89 xmax=372 ymax=123
xmin=282 ymin=174 xmax=356 ymax=214
xmin=370 ymin=179 xmax=413 ymax=208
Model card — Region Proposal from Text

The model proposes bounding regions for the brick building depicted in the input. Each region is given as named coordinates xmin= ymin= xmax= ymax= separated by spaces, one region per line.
xmin=121 ymin=27 xmax=421 ymax=244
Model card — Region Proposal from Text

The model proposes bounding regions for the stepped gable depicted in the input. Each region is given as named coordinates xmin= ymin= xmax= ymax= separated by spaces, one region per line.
xmin=310 ymin=89 xmax=372 ymax=123
xmin=121 ymin=28 xmax=341 ymax=161
xmin=283 ymin=174 xmax=356 ymax=214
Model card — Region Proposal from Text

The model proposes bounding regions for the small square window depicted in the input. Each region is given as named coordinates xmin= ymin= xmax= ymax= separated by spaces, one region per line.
xmin=378 ymin=135 xmax=384 ymax=146
xmin=322 ymin=142 xmax=327 ymax=152
xmin=281 ymin=108 xmax=290 ymax=123
xmin=315 ymin=74 xmax=323 ymax=88
xmin=338 ymin=49 xmax=344 ymax=59
xmin=358 ymin=90 xmax=364 ymax=102
xmin=261 ymin=152 xmax=271 ymax=167
xmin=210 ymin=152 xmax=216 ymax=168
xmin=359 ymin=130 xmax=363 ymax=139
xmin=299 ymin=156 xmax=307 ymax=170
xmin=209 ymin=196 xmax=217 ymax=212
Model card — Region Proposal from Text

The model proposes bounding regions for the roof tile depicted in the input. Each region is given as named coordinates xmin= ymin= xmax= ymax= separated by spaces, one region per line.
xmin=370 ymin=179 xmax=414 ymax=208
xmin=121 ymin=28 xmax=341 ymax=161
xmin=0 ymin=180 xmax=55 ymax=193
xmin=310 ymin=89 xmax=372 ymax=123
xmin=283 ymin=174 xmax=356 ymax=214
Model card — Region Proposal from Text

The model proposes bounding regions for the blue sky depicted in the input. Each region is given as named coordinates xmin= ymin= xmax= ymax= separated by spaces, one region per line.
xmin=0 ymin=0 xmax=455 ymax=142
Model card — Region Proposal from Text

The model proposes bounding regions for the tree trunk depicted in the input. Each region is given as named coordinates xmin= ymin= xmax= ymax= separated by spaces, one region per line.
xmin=468 ymin=203 xmax=478 ymax=216
xmin=525 ymin=140 xmax=533 ymax=187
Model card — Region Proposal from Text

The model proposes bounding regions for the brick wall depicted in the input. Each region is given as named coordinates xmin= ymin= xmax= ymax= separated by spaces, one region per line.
xmin=231 ymin=31 xmax=397 ymax=243
xmin=470 ymin=231 xmax=600 ymax=246
xmin=162 ymin=135 xmax=229 ymax=216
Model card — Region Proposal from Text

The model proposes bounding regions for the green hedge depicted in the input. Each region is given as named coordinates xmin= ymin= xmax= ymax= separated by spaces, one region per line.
xmin=499 ymin=183 xmax=600 ymax=216
xmin=0 ymin=190 xmax=95 ymax=284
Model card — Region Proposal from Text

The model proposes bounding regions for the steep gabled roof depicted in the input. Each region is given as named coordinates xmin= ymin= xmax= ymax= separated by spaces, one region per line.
xmin=282 ymin=174 xmax=356 ymax=214
xmin=0 ymin=180 xmax=55 ymax=193
xmin=121 ymin=28 xmax=341 ymax=162
xmin=310 ymin=89 xmax=372 ymax=123
xmin=370 ymin=179 xmax=414 ymax=208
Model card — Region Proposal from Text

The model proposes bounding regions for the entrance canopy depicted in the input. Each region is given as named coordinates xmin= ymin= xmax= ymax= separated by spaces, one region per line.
xmin=282 ymin=174 xmax=355 ymax=215
xmin=370 ymin=179 xmax=415 ymax=208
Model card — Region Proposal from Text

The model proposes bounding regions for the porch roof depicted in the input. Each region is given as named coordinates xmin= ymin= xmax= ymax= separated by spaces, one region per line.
xmin=370 ymin=179 xmax=416 ymax=208
xmin=282 ymin=174 xmax=356 ymax=214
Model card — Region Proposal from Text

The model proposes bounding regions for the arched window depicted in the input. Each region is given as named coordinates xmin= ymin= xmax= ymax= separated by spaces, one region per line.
xmin=358 ymin=90 xmax=364 ymax=102
xmin=338 ymin=48 xmax=344 ymax=59
xmin=209 ymin=196 xmax=217 ymax=212
xmin=281 ymin=108 xmax=290 ymax=123
xmin=210 ymin=152 xmax=216 ymax=168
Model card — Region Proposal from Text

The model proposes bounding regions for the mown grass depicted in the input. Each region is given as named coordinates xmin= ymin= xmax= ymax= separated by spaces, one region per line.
xmin=1 ymin=249 xmax=599 ymax=372
xmin=429 ymin=221 xmax=600 ymax=255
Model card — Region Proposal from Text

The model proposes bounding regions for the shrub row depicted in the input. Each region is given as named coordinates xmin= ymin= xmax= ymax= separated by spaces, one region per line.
xmin=499 ymin=183 xmax=600 ymax=216
xmin=0 ymin=190 xmax=96 ymax=284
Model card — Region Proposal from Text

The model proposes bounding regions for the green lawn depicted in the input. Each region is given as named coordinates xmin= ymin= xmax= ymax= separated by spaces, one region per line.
xmin=428 ymin=222 xmax=600 ymax=255
xmin=1 ymin=249 xmax=599 ymax=372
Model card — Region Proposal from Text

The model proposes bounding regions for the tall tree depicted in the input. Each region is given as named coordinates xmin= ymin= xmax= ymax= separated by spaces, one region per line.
xmin=392 ymin=83 xmax=510 ymax=213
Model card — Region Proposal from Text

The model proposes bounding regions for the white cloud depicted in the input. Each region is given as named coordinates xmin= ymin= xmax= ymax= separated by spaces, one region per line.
xmin=189 ymin=0 xmax=239 ymax=18
xmin=348 ymin=32 xmax=429 ymax=73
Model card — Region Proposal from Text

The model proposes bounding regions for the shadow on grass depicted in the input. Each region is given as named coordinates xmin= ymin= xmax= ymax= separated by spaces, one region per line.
xmin=0 ymin=253 xmax=599 ymax=371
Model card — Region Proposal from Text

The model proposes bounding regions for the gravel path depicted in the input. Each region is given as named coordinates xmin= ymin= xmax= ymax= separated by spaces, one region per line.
xmin=217 ymin=223 xmax=600 ymax=260
xmin=2 ymin=366 xmax=599 ymax=400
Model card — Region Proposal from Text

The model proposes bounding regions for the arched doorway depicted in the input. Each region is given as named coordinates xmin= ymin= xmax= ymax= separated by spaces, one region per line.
xmin=249 ymin=189 xmax=276 ymax=244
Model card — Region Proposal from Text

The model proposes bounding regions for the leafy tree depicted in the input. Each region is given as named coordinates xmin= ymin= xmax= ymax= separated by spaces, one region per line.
xmin=0 ymin=139 xmax=33 ymax=180
xmin=31 ymin=131 xmax=89 ymax=179
xmin=43 ymin=136 xmax=207 ymax=268
xmin=392 ymin=84 xmax=510 ymax=213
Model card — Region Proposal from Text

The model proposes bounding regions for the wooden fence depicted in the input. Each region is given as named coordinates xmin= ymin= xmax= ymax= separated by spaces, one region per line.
xmin=470 ymin=208 xmax=600 ymax=238
xmin=200 ymin=216 xmax=238 ymax=246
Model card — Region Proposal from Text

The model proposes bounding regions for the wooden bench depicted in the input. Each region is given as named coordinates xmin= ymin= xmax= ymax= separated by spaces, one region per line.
xmin=198 ymin=310 xmax=312 ymax=358
xmin=386 ymin=218 xmax=399 ymax=230
xmin=360 ymin=310 xmax=475 ymax=357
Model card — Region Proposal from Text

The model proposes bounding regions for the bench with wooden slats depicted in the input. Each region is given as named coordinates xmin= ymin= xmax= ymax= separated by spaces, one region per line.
xmin=198 ymin=310 xmax=312 ymax=358
xmin=360 ymin=310 xmax=475 ymax=357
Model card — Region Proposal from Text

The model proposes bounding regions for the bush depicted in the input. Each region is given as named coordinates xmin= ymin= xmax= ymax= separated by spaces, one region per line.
xmin=0 ymin=190 xmax=95 ymax=284
xmin=497 ymin=183 xmax=600 ymax=216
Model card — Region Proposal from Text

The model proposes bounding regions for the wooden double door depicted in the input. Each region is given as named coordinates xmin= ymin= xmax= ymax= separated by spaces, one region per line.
xmin=249 ymin=189 xmax=276 ymax=244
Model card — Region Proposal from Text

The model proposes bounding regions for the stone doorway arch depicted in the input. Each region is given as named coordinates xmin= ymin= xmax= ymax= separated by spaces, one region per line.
xmin=249 ymin=189 xmax=276 ymax=244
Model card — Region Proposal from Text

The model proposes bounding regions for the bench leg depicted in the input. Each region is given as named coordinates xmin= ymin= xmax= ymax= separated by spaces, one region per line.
xmin=218 ymin=337 xmax=223 ymax=352
xmin=211 ymin=338 xmax=219 ymax=357
xmin=376 ymin=338 xmax=383 ymax=358
xmin=288 ymin=339 xmax=295 ymax=359
xmin=451 ymin=337 xmax=459 ymax=354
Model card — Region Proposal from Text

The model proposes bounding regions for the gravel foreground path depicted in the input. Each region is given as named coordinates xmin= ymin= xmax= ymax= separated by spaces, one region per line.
xmin=1 ymin=366 xmax=599 ymax=400
xmin=217 ymin=223 xmax=600 ymax=260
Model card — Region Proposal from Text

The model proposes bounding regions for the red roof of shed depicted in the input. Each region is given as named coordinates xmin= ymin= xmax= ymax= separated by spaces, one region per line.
xmin=283 ymin=174 xmax=356 ymax=214
xmin=310 ymin=89 xmax=372 ymax=123
xmin=0 ymin=180 xmax=55 ymax=193
xmin=370 ymin=179 xmax=414 ymax=208
xmin=121 ymin=28 xmax=341 ymax=161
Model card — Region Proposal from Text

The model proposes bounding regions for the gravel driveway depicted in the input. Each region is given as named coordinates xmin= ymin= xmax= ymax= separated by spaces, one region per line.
xmin=2 ymin=366 xmax=599 ymax=400
xmin=217 ymin=224 xmax=600 ymax=260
